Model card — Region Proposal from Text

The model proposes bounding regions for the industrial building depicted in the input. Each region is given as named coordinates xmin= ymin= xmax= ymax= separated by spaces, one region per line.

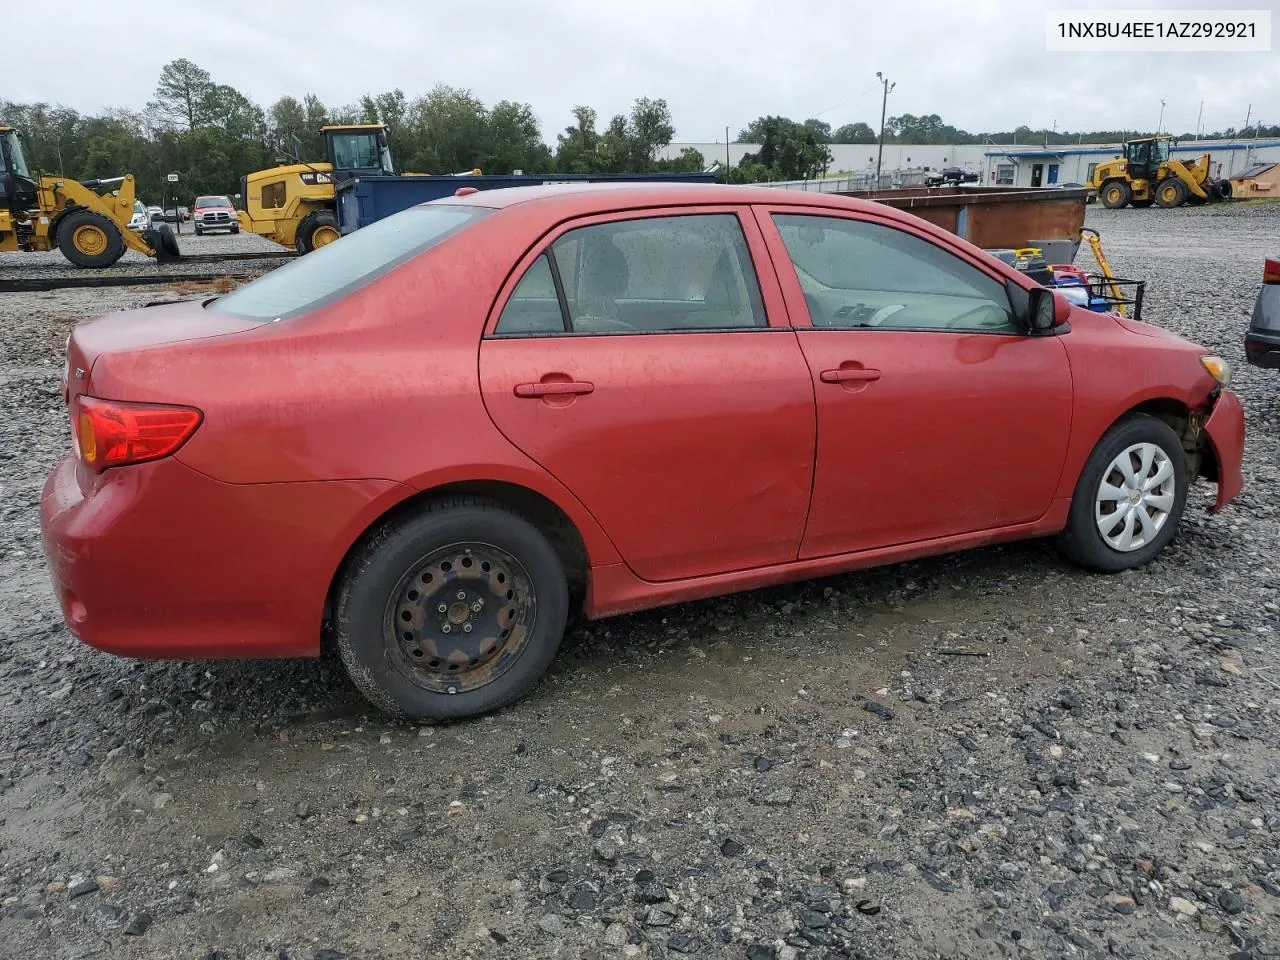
xmin=658 ymin=137 xmax=1280 ymax=191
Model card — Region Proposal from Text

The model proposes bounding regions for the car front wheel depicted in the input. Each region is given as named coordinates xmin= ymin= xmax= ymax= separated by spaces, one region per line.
xmin=1057 ymin=414 xmax=1189 ymax=571
xmin=334 ymin=497 xmax=569 ymax=721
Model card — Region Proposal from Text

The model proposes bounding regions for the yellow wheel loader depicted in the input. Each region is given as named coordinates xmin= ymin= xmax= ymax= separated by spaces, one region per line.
xmin=239 ymin=124 xmax=478 ymax=253
xmin=1089 ymin=136 xmax=1233 ymax=210
xmin=1 ymin=126 xmax=179 ymax=268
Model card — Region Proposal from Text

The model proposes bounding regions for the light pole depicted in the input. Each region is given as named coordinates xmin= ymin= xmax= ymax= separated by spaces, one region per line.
xmin=874 ymin=72 xmax=895 ymax=191
xmin=1158 ymin=99 xmax=1166 ymax=134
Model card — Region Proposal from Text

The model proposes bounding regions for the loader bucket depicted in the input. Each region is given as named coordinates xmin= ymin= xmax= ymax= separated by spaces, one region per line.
xmin=147 ymin=224 xmax=181 ymax=263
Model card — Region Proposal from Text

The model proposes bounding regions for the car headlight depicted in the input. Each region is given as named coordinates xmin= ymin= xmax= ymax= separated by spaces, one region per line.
xmin=1200 ymin=355 xmax=1232 ymax=387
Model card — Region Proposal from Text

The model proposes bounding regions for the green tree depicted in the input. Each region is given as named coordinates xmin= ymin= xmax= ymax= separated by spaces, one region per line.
xmin=148 ymin=58 xmax=215 ymax=131
xmin=735 ymin=116 xmax=832 ymax=180
xmin=483 ymin=101 xmax=553 ymax=173
xmin=832 ymin=122 xmax=876 ymax=144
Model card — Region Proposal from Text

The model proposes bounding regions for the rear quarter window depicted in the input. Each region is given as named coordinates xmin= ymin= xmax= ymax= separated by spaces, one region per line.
xmin=209 ymin=203 xmax=491 ymax=322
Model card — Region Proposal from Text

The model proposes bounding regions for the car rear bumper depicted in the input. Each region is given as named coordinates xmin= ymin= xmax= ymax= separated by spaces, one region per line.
xmin=1203 ymin=388 xmax=1244 ymax=513
xmin=1245 ymin=331 xmax=1280 ymax=369
xmin=40 ymin=452 xmax=407 ymax=659
xmin=1247 ymin=286 xmax=1280 ymax=368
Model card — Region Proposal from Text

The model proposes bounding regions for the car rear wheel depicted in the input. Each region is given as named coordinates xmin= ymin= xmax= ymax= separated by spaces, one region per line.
xmin=334 ymin=497 xmax=569 ymax=721
xmin=1056 ymin=414 xmax=1188 ymax=572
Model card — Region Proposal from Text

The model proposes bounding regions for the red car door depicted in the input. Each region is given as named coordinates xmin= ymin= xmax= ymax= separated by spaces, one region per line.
xmin=754 ymin=206 xmax=1074 ymax=559
xmin=479 ymin=207 xmax=816 ymax=583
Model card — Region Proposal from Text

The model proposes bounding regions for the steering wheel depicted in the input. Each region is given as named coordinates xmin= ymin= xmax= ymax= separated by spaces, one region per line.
xmin=831 ymin=302 xmax=907 ymax=327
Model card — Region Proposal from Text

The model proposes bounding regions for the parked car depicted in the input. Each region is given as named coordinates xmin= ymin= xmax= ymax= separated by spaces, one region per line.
xmin=926 ymin=166 xmax=980 ymax=187
xmin=126 ymin=200 xmax=150 ymax=233
xmin=147 ymin=205 xmax=164 ymax=223
xmin=40 ymin=183 xmax=1245 ymax=722
xmin=192 ymin=195 xmax=240 ymax=235
xmin=1244 ymin=255 xmax=1280 ymax=369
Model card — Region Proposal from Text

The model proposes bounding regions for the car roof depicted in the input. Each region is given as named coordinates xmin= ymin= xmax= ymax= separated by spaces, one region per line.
xmin=428 ymin=181 xmax=887 ymax=217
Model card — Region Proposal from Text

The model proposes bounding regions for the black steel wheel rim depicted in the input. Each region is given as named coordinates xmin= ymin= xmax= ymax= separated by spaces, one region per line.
xmin=383 ymin=541 xmax=536 ymax=695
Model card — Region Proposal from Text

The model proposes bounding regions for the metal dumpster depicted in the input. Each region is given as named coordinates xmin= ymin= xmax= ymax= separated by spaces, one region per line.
xmin=844 ymin=185 xmax=1091 ymax=262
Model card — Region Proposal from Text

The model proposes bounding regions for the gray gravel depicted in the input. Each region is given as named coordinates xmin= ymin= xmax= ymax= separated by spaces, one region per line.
xmin=1 ymin=202 xmax=1278 ymax=960
xmin=0 ymin=226 xmax=294 ymax=280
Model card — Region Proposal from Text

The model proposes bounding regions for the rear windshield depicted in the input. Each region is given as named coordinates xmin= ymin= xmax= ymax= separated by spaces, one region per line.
xmin=208 ymin=203 xmax=491 ymax=322
xmin=195 ymin=196 xmax=231 ymax=208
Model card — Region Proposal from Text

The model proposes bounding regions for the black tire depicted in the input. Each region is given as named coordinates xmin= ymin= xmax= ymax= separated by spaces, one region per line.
xmin=295 ymin=210 xmax=340 ymax=254
xmin=56 ymin=209 xmax=126 ymax=268
xmin=1216 ymin=180 xmax=1233 ymax=200
xmin=334 ymin=497 xmax=569 ymax=721
xmin=1155 ymin=178 xmax=1187 ymax=208
xmin=194 ymin=226 xmax=203 ymax=236
xmin=230 ymin=224 xmax=240 ymax=234
xmin=1100 ymin=180 xmax=1131 ymax=209
xmin=1056 ymin=414 xmax=1189 ymax=572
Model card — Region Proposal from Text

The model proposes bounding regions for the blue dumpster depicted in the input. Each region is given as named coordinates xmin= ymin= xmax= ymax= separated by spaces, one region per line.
xmin=335 ymin=172 xmax=720 ymax=234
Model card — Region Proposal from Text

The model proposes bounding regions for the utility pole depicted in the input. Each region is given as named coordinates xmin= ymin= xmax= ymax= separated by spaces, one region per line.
xmin=725 ymin=126 xmax=730 ymax=175
xmin=1196 ymin=100 xmax=1203 ymax=139
xmin=1158 ymin=99 xmax=1166 ymax=134
xmin=1244 ymin=103 xmax=1252 ymax=134
xmin=874 ymin=71 xmax=894 ymax=191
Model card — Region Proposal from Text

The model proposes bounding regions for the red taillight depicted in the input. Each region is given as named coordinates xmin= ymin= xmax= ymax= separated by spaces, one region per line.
xmin=1265 ymin=256 xmax=1280 ymax=285
xmin=73 ymin=395 xmax=203 ymax=472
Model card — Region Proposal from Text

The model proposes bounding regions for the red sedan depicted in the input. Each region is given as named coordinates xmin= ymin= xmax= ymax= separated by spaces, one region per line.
xmin=40 ymin=183 xmax=1245 ymax=720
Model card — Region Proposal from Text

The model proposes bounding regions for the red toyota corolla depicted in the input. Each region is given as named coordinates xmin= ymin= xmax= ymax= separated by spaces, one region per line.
xmin=41 ymin=183 xmax=1245 ymax=720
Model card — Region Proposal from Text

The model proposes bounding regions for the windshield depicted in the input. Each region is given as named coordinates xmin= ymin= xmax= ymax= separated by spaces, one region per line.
xmin=195 ymin=196 xmax=231 ymax=208
xmin=209 ymin=203 xmax=491 ymax=322
xmin=2 ymin=131 xmax=31 ymax=178
xmin=331 ymin=132 xmax=384 ymax=171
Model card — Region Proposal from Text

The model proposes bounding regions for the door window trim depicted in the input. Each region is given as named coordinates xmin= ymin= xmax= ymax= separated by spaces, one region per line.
xmin=750 ymin=204 xmax=1038 ymax=335
xmin=484 ymin=205 xmax=793 ymax=339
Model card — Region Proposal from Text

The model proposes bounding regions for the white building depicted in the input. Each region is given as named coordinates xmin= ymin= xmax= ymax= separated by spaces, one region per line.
xmin=659 ymin=137 xmax=1280 ymax=188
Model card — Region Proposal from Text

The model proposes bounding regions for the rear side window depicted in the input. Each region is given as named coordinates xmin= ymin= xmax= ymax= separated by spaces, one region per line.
xmin=494 ymin=213 xmax=766 ymax=336
xmin=209 ymin=203 xmax=491 ymax=321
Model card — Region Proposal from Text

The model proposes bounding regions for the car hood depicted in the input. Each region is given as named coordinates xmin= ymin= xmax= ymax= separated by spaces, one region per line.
xmin=1110 ymin=313 xmax=1205 ymax=350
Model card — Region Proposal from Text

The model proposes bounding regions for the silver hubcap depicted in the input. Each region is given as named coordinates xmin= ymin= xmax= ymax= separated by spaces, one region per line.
xmin=1095 ymin=442 xmax=1176 ymax=552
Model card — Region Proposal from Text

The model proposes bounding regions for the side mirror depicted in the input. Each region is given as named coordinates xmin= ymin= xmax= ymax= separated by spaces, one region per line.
xmin=1027 ymin=287 xmax=1067 ymax=333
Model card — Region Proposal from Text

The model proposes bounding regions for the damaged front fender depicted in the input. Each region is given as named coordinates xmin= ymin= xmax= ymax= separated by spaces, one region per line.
xmin=1202 ymin=389 xmax=1245 ymax=513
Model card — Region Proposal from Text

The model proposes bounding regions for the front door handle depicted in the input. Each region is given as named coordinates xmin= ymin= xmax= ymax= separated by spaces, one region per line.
xmin=514 ymin=379 xmax=595 ymax=398
xmin=820 ymin=367 xmax=881 ymax=384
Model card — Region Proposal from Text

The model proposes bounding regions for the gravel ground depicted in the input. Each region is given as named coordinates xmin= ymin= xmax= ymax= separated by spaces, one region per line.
xmin=1 ymin=202 xmax=1277 ymax=960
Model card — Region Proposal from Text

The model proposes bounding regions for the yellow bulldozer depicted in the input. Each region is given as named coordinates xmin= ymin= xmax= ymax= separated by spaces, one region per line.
xmin=1 ymin=125 xmax=179 ymax=268
xmin=239 ymin=124 xmax=480 ymax=253
xmin=1089 ymin=135 xmax=1233 ymax=209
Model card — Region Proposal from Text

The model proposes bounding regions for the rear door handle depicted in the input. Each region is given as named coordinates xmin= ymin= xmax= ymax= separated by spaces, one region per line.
xmin=514 ymin=380 xmax=595 ymax=398
xmin=820 ymin=368 xmax=881 ymax=384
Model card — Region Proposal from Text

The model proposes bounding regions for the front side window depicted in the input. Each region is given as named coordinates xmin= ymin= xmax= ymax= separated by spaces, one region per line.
xmin=772 ymin=214 xmax=1018 ymax=333
xmin=495 ymin=213 xmax=766 ymax=336
xmin=332 ymin=133 xmax=381 ymax=170
xmin=209 ymin=203 xmax=490 ymax=322
xmin=996 ymin=164 xmax=1014 ymax=184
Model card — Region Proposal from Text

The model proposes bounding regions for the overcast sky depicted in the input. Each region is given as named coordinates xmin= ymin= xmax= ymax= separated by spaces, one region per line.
xmin=6 ymin=0 xmax=1277 ymax=140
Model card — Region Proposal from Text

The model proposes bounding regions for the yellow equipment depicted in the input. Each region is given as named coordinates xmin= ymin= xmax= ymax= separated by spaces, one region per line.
xmin=1079 ymin=228 xmax=1129 ymax=317
xmin=1 ymin=126 xmax=178 ymax=267
xmin=237 ymin=124 xmax=464 ymax=253
xmin=1089 ymin=136 xmax=1233 ymax=210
